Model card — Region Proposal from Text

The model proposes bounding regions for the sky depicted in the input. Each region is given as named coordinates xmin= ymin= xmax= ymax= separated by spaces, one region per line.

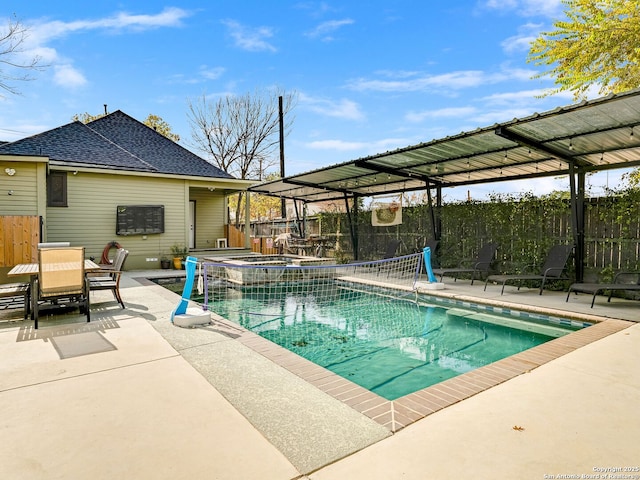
xmin=0 ymin=0 xmax=628 ymax=202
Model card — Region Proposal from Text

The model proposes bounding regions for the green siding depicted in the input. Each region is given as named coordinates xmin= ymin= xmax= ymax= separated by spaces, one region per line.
xmin=0 ymin=162 xmax=40 ymax=215
xmin=45 ymin=172 xmax=230 ymax=269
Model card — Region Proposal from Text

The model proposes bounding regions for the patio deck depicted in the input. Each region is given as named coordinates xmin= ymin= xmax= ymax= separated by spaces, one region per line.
xmin=0 ymin=270 xmax=638 ymax=479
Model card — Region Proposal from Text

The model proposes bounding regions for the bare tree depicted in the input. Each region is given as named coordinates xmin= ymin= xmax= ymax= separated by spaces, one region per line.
xmin=1 ymin=16 xmax=44 ymax=96
xmin=187 ymin=88 xmax=297 ymax=225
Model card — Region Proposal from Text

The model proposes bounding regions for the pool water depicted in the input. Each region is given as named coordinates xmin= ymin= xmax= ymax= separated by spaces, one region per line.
xmin=198 ymin=281 xmax=583 ymax=401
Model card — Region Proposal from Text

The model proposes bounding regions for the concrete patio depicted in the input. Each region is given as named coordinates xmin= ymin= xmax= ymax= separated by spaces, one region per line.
xmin=0 ymin=270 xmax=638 ymax=479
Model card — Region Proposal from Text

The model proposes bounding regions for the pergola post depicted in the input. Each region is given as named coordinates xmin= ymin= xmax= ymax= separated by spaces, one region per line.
xmin=344 ymin=193 xmax=359 ymax=261
xmin=425 ymin=179 xmax=438 ymax=242
xmin=568 ymin=163 xmax=586 ymax=282
xmin=245 ymin=191 xmax=251 ymax=249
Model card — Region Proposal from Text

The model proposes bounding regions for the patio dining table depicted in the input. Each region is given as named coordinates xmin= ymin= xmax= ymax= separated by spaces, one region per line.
xmin=8 ymin=259 xmax=101 ymax=319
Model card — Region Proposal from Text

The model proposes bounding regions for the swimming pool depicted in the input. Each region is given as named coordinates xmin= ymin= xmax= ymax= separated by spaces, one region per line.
xmin=155 ymin=273 xmax=588 ymax=401
xmin=205 ymin=280 xmax=585 ymax=400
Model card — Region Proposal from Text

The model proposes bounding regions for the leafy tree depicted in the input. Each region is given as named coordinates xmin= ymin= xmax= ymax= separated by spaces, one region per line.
xmin=187 ymin=88 xmax=297 ymax=226
xmin=72 ymin=112 xmax=105 ymax=123
xmin=0 ymin=16 xmax=44 ymax=96
xmin=228 ymin=173 xmax=283 ymax=222
xmin=73 ymin=111 xmax=179 ymax=142
xmin=528 ymin=0 xmax=640 ymax=100
xmin=144 ymin=114 xmax=180 ymax=142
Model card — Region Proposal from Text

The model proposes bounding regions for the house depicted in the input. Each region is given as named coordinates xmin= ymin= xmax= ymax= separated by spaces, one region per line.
xmin=0 ymin=110 xmax=254 ymax=270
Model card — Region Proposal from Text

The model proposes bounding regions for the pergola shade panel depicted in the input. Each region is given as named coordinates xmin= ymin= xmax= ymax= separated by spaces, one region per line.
xmin=250 ymin=89 xmax=640 ymax=203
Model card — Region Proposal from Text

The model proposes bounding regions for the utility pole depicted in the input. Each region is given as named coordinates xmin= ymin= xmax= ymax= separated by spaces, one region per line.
xmin=279 ymin=95 xmax=286 ymax=219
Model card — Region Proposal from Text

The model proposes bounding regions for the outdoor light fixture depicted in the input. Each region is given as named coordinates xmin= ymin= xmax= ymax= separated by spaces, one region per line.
xmin=630 ymin=127 xmax=634 ymax=141
xmin=569 ymin=139 xmax=574 ymax=151
xmin=4 ymin=167 xmax=15 ymax=176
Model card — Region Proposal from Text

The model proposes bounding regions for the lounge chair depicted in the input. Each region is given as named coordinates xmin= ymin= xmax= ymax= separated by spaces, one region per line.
xmin=89 ymin=248 xmax=128 ymax=308
xmin=376 ymin=239 xmax=402 ymax=277
xmin=484 ymin=244 xmax=573 ymax=295
xmin=432 ymin=242 xmax=498 ymax=285
xmin=566 ymin=272 xmax=640 ymax=308
xmin=34 ymin=247 xmax=90 ymax=329
xmin=382 ymin=239 xmax=402 ymax=259
xmin=424 ymin=239 xmax=439 ymax=266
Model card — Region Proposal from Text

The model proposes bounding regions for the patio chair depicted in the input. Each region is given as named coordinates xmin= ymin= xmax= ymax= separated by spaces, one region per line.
xmin=432 ymin=242 xmax=498 ymax=285
xmin=484 ymin=244 xmax=574 ymax=295
xmin=566 ymin=271 xmax=640 ymax=308
xmin=34 ymin=247 xmax=90 ymax=329
xmin=89 ymin=248 xmax=128 ymax=308
xmin=0 ymin=282 xmax=31 ymax=319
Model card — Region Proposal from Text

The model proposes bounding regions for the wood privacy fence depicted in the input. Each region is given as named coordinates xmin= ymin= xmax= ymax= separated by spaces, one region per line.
xmin=227 ymin=224 xmax=280 ymax=255
xmin=0 ymin=216 xmax=40 ymax=267
xmin=318 ymin=195 xmax=640 ymax=278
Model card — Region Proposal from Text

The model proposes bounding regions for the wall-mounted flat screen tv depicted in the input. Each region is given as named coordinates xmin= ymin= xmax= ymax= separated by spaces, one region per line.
xmin=116 ymin=205 xmax=164 ymax=236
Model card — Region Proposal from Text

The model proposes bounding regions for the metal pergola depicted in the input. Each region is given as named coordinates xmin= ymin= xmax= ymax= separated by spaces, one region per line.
xmin=249 ymin=88 xmax=640 ymax=280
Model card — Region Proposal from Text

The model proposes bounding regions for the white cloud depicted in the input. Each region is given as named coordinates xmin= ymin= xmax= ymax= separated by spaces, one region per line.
xmin=347 ymin=70 xmax=485 ymax=92
xmin=307 ymin=139 xmax=367 ymax=151
xmin=471 ymin=108 xmax=541 ymax=125
xmin=199 ymin=66 xmax=226 ymax=80
xmin=305 ymin=18 xmax=354 ymax=41
xmin=482 ymin=0 xmax=563 ymax=17
xmin=300 ymin=93 xmax=364 ymax=120
xmin=11 ymin=8 xmax=192 ymax=89
xmin=501 ymin=22 xmax=543 ymax=54
xmin=346 ymin=67 xmax=538 ymax=94
xmin=484 ymin=0 xmax=516 ymax=8
xmin=306 ymin=137 xmax=409 ymax=153
xmin=222 ymin=19 xmax=277 ymax=52
xmin=0 ymin=122 xmax=52 ymax=141
xmin=28 ymin=7 xmax=191 ymax=44
xmin=53 ymin=64 xmax=87 ymax=88
xmin=480 ymin=88 xmax=573 ymax=105
xmin=405 ymin=107 xmax=477 ymax=123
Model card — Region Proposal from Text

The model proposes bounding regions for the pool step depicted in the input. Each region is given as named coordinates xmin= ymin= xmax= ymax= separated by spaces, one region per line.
xmin=446 ymin=308 xmax=573 ymax=338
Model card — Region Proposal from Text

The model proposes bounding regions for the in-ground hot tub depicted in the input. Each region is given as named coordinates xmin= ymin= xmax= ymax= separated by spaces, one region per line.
xmin=203 ymin=253 xmax=336 ymax=266
xmin=202 ymin=254 xmax=336 ymax=285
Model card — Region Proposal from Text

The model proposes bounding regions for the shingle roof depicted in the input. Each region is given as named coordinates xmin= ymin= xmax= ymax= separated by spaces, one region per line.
xmin=87 ymin=111 xmax=232 ymax=178
xmin=0 ymin=110 xmax=233 ymax=179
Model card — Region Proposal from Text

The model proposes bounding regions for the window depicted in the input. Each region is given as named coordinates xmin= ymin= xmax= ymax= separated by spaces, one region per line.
xmin=47 ymin=171 xmax=68 ymax=207
xmin=116 ymin=205 xmax=165 ymax=236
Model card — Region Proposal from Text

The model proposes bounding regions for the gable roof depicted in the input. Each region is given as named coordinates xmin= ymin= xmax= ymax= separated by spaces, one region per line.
xmin=0 ymin=110 xmax=233 ymax=179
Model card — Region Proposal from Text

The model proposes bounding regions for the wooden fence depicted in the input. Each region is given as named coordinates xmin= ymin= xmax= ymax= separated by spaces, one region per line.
xmin=0 ymin=216 xmax=40 ymax=267
xmin=227 ymin=224 xmax=280 ymax=255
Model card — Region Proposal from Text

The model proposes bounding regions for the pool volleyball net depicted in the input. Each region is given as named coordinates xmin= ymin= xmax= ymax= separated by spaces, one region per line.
xmin=200 ymin=252 xmax=424 ymax=323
